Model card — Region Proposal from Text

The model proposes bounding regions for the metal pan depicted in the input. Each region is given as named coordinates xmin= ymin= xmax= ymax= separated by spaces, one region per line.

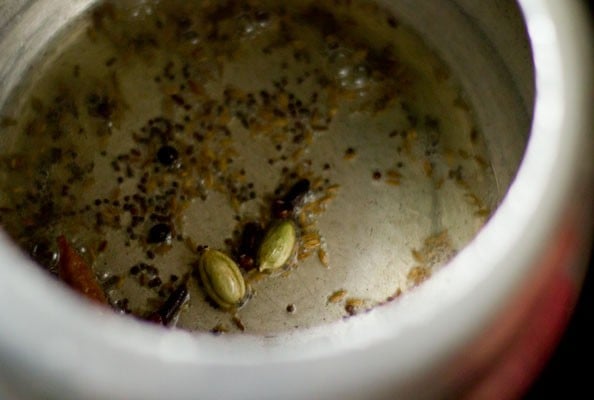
xmin=0 ymin=0 xmax=591 ymax=399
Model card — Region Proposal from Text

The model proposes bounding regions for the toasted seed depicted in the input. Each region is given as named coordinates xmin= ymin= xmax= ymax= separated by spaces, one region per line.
xmin=258 ymin=220 xmax=297 ymax=272
xmin=198 ymin=249 xmax=246 ymax=309
xmin=345 ymin=298 xmax=364 ymax=316
xmin=318 ymin=248 xmax=329 ymax=267
xmin=301 ymin=231 xmax=321 ymax=250
xmin=232 ymin=315 xmax=246 ymax=332
xmin=328 ymin=289 xmax=347 ymax=304
xmin=345 ymin=298 xmax=364 ymax=308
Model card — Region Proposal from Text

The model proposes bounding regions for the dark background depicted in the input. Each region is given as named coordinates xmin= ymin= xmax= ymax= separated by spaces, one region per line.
xmin=525 ymin=246 xmax=594 ymax=398
xmin=525 ymin=1 xmax=593 ymax=397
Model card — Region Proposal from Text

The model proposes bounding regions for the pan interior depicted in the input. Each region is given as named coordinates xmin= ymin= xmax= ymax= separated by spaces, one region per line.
xmin=0 ymin=0 xmax=526 ymax=334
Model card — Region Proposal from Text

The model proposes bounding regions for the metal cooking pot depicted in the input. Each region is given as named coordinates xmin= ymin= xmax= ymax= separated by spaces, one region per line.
xmin=0 ymin=0 xmax=592 ymax=399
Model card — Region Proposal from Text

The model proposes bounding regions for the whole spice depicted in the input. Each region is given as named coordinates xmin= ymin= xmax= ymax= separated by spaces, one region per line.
xmin=271 ymin=179 xmax=311 ymax=218
xmin=258 ymin=220 xmax=297 ymax=272
xmin=57 ymin=236 xmax=108 ymax=305
xmin=156 ymin=145 xmax=179 ymax=167
xmin=236 ymin=222 xmax=264 ymax=271
xmin=198 ymin=249 xmax=246 ymax=309
xmin=328 ymin=289 xmax=347 ymax=304
xmin=147 ymin=223 xmax=172 ymax=244
xmin=282 ymin=179 xmax=310 ymax=207
xmin=0 ymin=0 xmax=491 ymax=335
xmin=146 ymin=283 xmax=189 ymax=326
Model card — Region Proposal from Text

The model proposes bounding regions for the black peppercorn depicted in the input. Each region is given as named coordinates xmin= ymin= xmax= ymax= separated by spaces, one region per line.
xmin=147 ymin=223 xmax=172 ymax=244
xmin=156 ymin=145 xmax=179 ymax=166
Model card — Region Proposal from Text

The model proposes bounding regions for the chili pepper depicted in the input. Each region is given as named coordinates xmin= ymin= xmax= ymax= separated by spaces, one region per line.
xmin=57 ymin=236 xmax=108 ymax=305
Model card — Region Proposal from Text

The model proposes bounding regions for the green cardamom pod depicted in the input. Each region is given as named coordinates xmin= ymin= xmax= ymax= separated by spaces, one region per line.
xmin=198 ymin=249 xmax=246 ymax=309
xmin=258 ymin=220 xmax=297 ymax=272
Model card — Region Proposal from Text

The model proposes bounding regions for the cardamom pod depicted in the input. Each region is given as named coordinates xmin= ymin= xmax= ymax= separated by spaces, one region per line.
xmin=198 ymin=249 xmax=246 ymax=309
xmin=258 ymin=220 xmax=297 ymax=272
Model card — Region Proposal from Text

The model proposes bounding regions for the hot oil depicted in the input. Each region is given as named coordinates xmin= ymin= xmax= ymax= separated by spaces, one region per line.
xmin=0 ymin=0 xmax=497 ymax=334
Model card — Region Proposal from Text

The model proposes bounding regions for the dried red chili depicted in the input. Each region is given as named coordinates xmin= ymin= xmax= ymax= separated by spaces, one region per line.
xmin=57 ymin=236 xmax=108 ymax=305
